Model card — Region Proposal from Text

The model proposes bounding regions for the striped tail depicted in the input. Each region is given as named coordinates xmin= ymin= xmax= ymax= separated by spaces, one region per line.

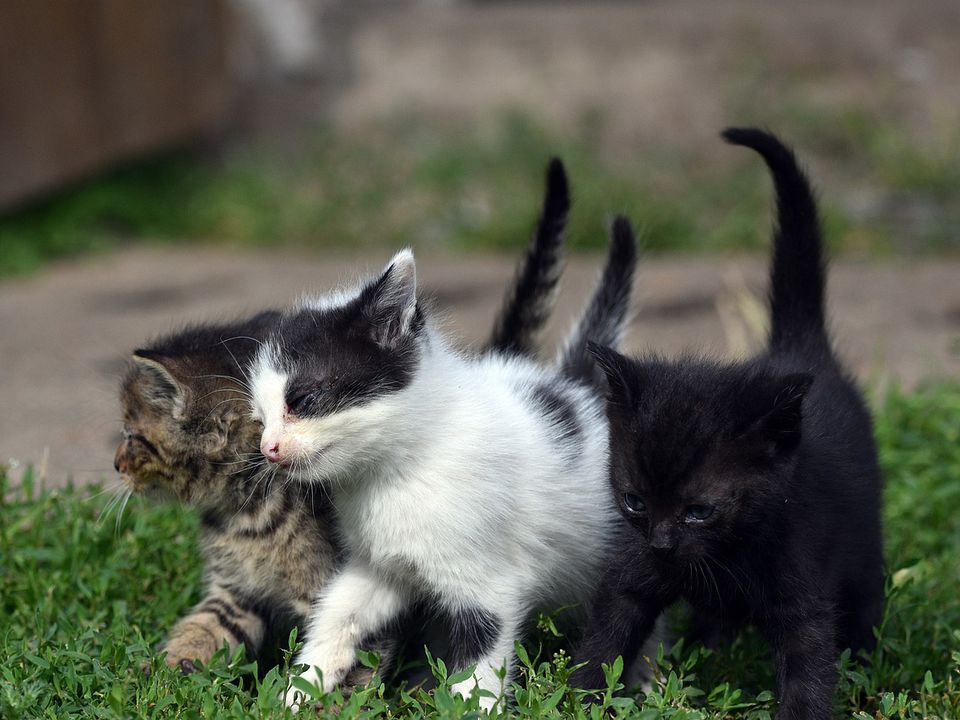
xmin=486 ymin=158 xmax=569 ymax=356
xmin=558 ymin=216 xmax=638 ymax=386
xmin=722 ymin=128 xmax=830 ymax=357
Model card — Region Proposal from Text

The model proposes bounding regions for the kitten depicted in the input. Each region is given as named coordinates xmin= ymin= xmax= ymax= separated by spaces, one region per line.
xmin=571 ymin=129 xmax=884 ymax=720
xmin=247 ymin=220 xmax=638 ymax=709
xmin=114 ymin=158 xmax=572 ymax=674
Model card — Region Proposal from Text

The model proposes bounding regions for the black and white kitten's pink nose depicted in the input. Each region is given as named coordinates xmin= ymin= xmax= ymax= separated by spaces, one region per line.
xmin=261 ymin=438 xmax=284 ymax=464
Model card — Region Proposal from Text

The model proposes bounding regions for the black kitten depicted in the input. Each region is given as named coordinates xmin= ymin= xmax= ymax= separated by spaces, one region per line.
xmin=572 ymin=128 xmax=884 ymax=720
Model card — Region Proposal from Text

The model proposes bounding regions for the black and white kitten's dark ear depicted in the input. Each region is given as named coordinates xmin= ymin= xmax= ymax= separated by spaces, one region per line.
xmin=362 ymin=249 xmax=419 ymax=348
xmin=587 ymin=342 xmax=635 ymax=404
xmin=741 ymin=372 xmax=813 ymax=457
xmin=131 ymin=350 xmax=187 ymax=417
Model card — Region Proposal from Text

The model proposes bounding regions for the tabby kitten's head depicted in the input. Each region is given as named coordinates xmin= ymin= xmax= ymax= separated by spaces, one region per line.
xmin=589 ymin=343 xmax=812 ymax=567
xmin=115 ymin=313 xmax=279 ymax=510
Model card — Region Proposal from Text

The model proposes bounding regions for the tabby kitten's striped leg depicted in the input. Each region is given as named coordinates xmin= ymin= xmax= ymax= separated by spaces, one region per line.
xmin=163 ymin=587 xmax=267 ymax=672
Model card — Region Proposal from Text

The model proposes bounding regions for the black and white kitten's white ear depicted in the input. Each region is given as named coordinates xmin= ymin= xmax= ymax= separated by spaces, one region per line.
xmin=131 ymin=350 xmax=187 ymax=418
xmin=587 ymin=342 xmax=636 ymax=405
xmin=361 ymin=249 xmax=419 ymax=348
xmin=741 ymin=372 xmax=813 ymax=457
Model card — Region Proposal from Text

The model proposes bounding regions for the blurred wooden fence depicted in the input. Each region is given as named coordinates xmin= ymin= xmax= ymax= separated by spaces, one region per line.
xmin=0 ymin=0 xmax=230 ymax=210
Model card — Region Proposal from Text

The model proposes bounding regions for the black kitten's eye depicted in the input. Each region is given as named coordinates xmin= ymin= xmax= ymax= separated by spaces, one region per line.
xmin=623 ymin=493 xmax=646 ymax=513
xmin=684 ymin=504 xmax=715 ymax=522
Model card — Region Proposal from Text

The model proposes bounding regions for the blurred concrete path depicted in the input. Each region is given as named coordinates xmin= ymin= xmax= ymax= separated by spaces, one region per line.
xmin=1 ymin=247 xmax=957 ymax=487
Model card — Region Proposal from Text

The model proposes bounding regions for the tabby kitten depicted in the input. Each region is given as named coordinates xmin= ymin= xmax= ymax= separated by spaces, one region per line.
xmin=117 ymin=311 xmax=338 ymax=673
xmin=571 ymin=129 xmax=884 ymax=720
xmin=114 ymin=158 xmax=572 ymax=674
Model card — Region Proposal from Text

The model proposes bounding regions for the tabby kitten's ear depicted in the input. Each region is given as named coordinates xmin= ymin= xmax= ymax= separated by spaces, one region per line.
xmin=588 ymin=342 xmax=637 ymax=405
xmin=740 ymin=372 xmax=813 ymax=458
xmin=360 ymin=249 xmax=418 ymax=348
xmin=131 ymin=350 xmax=187 ymax=418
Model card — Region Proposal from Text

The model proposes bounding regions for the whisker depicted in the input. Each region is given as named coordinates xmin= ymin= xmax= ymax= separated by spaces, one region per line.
xmin=115 ymin=488 xmax=134 ymax=534
xmin=84 ymin=482 xmax=124 ymax=503
xmin=221 ymin=335 xmax=264 ymax=348
xmin=220 ymin=341 xmax=248 ymax=380
xmin=186 ymin=373 xmax=253 ymax=392
xmin=188 ymin=373 xmax=245 ymax=382
xmin=195 ymin=387 xmax=253 ymax=402
xmin=200 ymin=397 xmax=251 ymax=426
xmin=709 ymin=554 xmax=750 ymax=599
xmin=98 ymin=486 xmax=126 ymax=524
xmin=701 ymin=558 xmax=723 ymax=614
xmin=189 ymin=372 xmax=253 ymax=396
xmin=224 ymin=464 xmax=262 ymax=478
xmin=232 ymin=463 xmax=272 ymax=519
xmin=211 ymin=457 xmax=263 ymax=467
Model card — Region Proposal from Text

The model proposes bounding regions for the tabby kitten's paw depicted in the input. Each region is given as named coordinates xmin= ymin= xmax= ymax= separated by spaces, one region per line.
xmin=137 ymin=657 xmax=195 ymax=676
xmin=163 ymin=636 xmax=216 ymax=674
xmin=173 ymin=658 xmax=199 ymax=674
xmin=162 ymin=650 xmax=203 ymax=673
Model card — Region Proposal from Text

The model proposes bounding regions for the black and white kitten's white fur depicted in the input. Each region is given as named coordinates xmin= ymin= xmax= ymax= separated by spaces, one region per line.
xmin=572 ymin=129 xmax=884 ymax=720
xmin=248 ymin=219 xmax=639 ymax=709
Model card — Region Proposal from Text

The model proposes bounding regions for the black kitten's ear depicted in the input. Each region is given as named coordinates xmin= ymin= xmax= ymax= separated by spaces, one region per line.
xmin=742 ymin=372 xmax=813 ymax=456
xmin=587 ymin=342 xmax=635 ymax=404
xmin=131 ymin=350 xmax=187 ymax=417
xmin=361 ymin=249 xmax=419 ymax=348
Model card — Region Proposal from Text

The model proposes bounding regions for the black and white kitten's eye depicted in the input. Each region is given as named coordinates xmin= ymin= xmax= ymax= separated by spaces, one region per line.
xmin=286 ymin=391 xmax=314 ymax=415
xmin=684 ymin=504 xmax=715 ymax=522
xmin=623 ymin=493 xmax=646 ymax=513
xmin=287 ymin=377 xmax=335 ymax=415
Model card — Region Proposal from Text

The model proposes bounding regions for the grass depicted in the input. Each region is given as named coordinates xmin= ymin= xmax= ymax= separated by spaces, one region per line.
xmin=2 ymin=383 xmax=959 ymax=718
xmin=2 ymin=110 xmax=958 ymax=278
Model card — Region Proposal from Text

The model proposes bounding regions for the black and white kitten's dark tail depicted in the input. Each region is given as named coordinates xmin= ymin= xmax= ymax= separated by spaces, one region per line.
xmin=722 ymin=127 xmax=830 ymax=358
xmin=558 ymin=215 xmax=638 ymax=386
xmin=486 ymin=158 xmax=570 ymax=356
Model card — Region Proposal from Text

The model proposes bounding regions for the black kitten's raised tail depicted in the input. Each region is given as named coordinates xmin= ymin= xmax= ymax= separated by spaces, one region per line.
xmin=486 ymin=158 xmax=570 ymax=356
xmin=723 ymin=128 xmax=830 ymax=357
xmin=559 ymin=215 xmax=638 ymax=386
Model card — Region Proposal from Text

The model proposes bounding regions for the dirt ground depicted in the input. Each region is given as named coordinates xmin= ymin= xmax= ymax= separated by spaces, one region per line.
xmin=1 ymin=247 xmax=957 ymax=487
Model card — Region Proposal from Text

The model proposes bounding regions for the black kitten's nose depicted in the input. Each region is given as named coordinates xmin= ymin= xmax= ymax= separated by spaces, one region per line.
xmin=650 ymin=542 xmax=677 ymax=559
xmin=649 ymin=523 xmax=678 ymax=558
xmin=649 ymin=529 xmax=678 ymax=558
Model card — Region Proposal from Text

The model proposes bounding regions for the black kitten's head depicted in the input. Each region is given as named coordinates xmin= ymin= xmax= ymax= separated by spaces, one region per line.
xmin=590 ymin=344 xmax=812 ymax=567
xmin=249 ymin=250 xmax=427 ymax=481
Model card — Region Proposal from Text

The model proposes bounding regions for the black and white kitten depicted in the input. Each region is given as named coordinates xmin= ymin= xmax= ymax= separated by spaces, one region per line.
xmin=249 ymin=218 xmax=639 ymax=709
xmin=572 ymin=129 xmax=884 ymax=720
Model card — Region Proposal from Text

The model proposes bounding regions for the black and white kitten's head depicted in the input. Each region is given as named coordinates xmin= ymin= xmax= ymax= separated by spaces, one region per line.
xmin=589 ymin=343 xmax=812 ymax=567
xmin=249 ymin=250 xmax=426 ymax=481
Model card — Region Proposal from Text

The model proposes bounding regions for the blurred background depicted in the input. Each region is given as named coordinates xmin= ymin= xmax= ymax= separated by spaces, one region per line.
xmin=1 ymin=0 xmax=958 ymax=484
